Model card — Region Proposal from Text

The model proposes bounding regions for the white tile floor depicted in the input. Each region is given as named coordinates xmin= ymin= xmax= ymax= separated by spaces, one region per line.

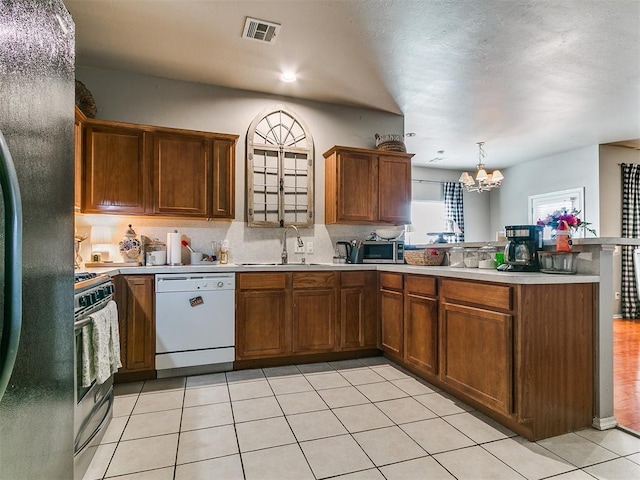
xmin=84 ymin=357 xmax=640 ymax=480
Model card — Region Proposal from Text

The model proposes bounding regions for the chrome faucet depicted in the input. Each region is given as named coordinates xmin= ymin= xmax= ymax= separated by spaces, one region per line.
xmin=281 ymin=225 xmax=303 ymax=265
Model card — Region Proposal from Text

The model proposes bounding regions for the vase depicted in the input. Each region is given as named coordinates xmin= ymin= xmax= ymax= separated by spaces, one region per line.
xmin=118 ymin=224 xmax=141 ymax=262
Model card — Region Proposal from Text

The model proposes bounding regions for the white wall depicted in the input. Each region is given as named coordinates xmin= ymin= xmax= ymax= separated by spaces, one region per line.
xmin=411 ymin=166 xmax=491 ymax=242
xmin=490 ymin=145 xmax=601 ymax=236
xmin=75 ymin=66 xmax=405 ymax=264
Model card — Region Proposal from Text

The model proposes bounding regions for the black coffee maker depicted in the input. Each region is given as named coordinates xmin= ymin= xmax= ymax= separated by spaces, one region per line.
xmin=498 ymin=225 xmax=544 ymax=272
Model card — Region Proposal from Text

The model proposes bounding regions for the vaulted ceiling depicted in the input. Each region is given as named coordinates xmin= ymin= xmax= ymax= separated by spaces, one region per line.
xmin=65 ymin=0 xmax=640 ymax=169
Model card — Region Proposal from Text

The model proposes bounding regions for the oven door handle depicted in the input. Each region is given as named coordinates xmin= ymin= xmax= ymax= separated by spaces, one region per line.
xmin=0 ymin=130 xmax=23 ymax=404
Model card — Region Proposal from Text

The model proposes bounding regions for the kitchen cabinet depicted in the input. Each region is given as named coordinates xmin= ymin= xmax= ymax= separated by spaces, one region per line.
xmin=114 ymin=275 xmax=156 ymax=382
xmin=404 ymin=275 xmax=438 ymax=378
xmin=339 ymin=271 xmax=378 ymax=350
xmin=324 ymin=146 xmax=413 ymax=225
xmin=79 ymin=117 xmax=237 ymax=219
xmin=236 ymin=273 xmax=291 ymax=360
xmin=440 ymin=279 xmax=513 ymax=414
xmin=74 ymin=106 xmax=85 ymax=212
xmin=152 ymin=132 xmax=209 ymax=217
xmin=292 ymin=272 xmax=338 ymax=353
xmin=237 ymin=271 xmax=377 ymax=362
xmin=379 ymin=272 xmax=404 ymax=358
xmin=83 ymin=122 xmax=149 ymax=215
xmin=438 ymin=278 xmax=594 ymax=440
xmin=378 ymin=155 xmax=412 ymax=224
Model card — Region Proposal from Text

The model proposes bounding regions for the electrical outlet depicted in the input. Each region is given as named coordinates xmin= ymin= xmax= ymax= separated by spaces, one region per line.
xmin=294 ymin=244 xmax=305 ymax=254
xmin=306 ymin=241 xmax=314 ymax=254
xmin=615 ymin=291 xmax=621 ymax=300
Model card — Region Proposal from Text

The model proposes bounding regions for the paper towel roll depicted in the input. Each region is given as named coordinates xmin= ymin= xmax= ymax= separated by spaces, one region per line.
xmin=167 ymin=231 xmax=182 ymax=265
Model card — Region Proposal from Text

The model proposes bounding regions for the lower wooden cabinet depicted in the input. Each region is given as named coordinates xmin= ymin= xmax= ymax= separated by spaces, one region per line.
xmin=339 ymin=271 xmax=377 ymax=350
xmin=236 ymin=271 xmax=376 ymax=361
xmin=236 ymin=273 xmax=290 ymax=360
xmin=404 ymin=275 xmax=438 ymax=377
xmin=441 ymin=302 xmax=513 ymax=415
xmin=292 ymin=272 xmax=337 ymax=353
xmin=114 ymin=275 xmax=155 ymax=378
xmin=379 ymin=272 xmax=404 ymax=357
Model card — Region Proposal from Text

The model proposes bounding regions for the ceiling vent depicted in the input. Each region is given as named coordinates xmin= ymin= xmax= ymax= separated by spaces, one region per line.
xmin=242 ymin=17 xmax=280 ymax=44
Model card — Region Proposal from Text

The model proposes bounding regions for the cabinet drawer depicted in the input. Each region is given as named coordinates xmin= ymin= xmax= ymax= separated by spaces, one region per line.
xmin=441 ymin=279 xmax=512 ymax=311
xmin=380 ymin=272 xmax=403 ymax=291
xmin=405 ymin=275 xmax=436 ymax=297
xmin=341 ymin=271 xmax=370 ymax=287
xmin=293 ymin=272 xmax=336 ymax=289
xmin=238 ymin=273 xmax=287 ymax=290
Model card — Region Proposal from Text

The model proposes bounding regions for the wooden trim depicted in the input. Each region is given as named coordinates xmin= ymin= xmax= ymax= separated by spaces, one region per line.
xmin=82 ymin=116 xmax=239 ymax=142
xmin=233 ymin=349 xmax=381 ymax=370
xmin=323 ymin=145 xmax=414 ymax=160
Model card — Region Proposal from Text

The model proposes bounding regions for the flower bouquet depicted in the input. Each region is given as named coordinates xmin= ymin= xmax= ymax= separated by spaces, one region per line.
xmin=536 ymin=209 xmax=597 ymax=236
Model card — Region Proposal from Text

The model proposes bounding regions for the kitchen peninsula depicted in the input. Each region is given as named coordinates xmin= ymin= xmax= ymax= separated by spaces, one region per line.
xmin=85 ymin=236 xmax=633 ymax=442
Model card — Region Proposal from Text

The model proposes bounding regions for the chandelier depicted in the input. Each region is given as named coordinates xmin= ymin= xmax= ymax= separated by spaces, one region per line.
xmin=458 ymin=142 xmax=504 ymax=193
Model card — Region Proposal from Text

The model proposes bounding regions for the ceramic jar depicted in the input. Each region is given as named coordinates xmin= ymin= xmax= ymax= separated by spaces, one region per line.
xmin=118 ymin=224 xmax=141 ymax=263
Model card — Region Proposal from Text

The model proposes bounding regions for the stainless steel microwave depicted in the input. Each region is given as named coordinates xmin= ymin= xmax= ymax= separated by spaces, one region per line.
xmin=361 ymin=240 xmax=404 ymax=263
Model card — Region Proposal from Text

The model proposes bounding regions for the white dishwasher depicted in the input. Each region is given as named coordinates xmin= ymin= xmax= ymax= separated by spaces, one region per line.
xmin=155 ymin=273 xmax=235 ymax=377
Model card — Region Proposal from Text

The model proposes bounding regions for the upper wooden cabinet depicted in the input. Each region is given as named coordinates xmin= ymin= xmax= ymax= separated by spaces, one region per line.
xmin=324 ymin=146 xmax=413 ymax=225
xmin=152 ymin=132 xmax=209 ymax=217
xmin=74 ymin=107 xmax=85 ymax=212
xmin=78 ymin=117 xmax=237 ymax=219
xmin=83 ymin=122 xmax=149 ymax=215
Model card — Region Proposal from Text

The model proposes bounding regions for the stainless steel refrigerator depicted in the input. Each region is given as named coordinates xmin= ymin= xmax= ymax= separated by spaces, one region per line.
xmin=0 ymin=1 xmax=76 ymax=478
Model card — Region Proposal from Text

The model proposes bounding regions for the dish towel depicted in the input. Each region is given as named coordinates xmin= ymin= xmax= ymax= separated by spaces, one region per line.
xmin=80 ymin=323 xmax=95 ymax=388
xmin=90 ymin=300 xmax=122 ymax=384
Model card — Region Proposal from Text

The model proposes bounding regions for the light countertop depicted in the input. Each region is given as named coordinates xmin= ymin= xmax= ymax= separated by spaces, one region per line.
xmin=84 ymin=263 xmax=599 ymax=285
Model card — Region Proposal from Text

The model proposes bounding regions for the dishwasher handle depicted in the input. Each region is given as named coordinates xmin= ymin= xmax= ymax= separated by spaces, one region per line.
xmin=156 ymin=273 xmax=235 ymax=292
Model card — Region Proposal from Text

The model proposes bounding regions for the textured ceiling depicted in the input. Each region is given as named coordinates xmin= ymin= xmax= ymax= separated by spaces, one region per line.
xmin=65 ymin=0 xmax=640 ymax=169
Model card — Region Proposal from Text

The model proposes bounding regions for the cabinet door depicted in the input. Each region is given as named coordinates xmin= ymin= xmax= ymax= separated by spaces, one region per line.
xmin=292 ymin=288 xmax=337 ymax=353
xmin=211 ymin=138 xmax=235 ymax=218
xmin=152 ymin=133 xmax=209 ymax=217
xmin=442 ymin=302 xmax=513 ymax=414
xmin=236 ymin=289 xmax=290 ymax=359
xmin=115 ymin=275 xmax=155 ymax=372
xmin=404 ymin=293 xmax=438 ymax=376
xmin=380 ymin=289 xmax=404 ymax=357
xmin=83 ymin=124 xmax=148 ymax=214
xmin=336 ymin=151 xmax=377 ymax=222
xmin=378 ymin=155 xmax=411 ymax=224
xmin=340 ymin=271 xmax=377 ymax=350
xmin=74 ymin=109 xmax=84 ymax=212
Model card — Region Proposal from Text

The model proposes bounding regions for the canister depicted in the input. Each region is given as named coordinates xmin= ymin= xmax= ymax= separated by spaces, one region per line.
xmin=478 ymin=244 xmax=498 ymax=269
xmin=448 ymin=246 xmax=465 ymax=268
xmin=463 ymin=248 xmax=479 ymax=268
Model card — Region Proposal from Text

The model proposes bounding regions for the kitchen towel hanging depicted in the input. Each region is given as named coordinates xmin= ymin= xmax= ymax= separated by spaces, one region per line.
xmin=167 ymin=231 xmax=182 ymax=265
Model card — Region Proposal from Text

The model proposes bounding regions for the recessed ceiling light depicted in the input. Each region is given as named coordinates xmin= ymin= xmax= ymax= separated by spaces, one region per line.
xmin=280 ymin=72 xmax=297 ymax=83
xmin=405 ymin=132 xmax=416 ymax=137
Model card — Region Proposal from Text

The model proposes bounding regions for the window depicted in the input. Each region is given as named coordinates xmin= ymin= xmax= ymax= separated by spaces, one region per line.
xmin=407 ymin=200 xmax=447 ymax=245
xmin=246 ymin=106 xmax=314 ymax=227
xmin=528 ymin=187 xmax=585 ymax=238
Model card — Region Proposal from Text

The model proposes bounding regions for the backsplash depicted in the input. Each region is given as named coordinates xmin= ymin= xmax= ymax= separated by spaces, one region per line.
xmin=75 ymin=215 xmax=392 ymax=266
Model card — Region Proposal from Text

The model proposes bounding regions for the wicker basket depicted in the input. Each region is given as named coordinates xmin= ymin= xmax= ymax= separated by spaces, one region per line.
xmin=374 ymin=133 xmax=407 ymax=153
xmin=404 ymin=249 xmax=445 ymax=266
xmin=376 ymin=141 xmax=407 ymax=152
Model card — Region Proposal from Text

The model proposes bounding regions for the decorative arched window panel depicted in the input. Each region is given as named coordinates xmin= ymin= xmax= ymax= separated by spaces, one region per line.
xmin=246 ymin=106 xmax=314 ymax=227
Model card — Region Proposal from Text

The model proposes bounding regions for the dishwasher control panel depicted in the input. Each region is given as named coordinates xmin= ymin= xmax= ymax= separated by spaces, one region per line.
xmin=156 ymin=273 xmax=235 ymax=293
